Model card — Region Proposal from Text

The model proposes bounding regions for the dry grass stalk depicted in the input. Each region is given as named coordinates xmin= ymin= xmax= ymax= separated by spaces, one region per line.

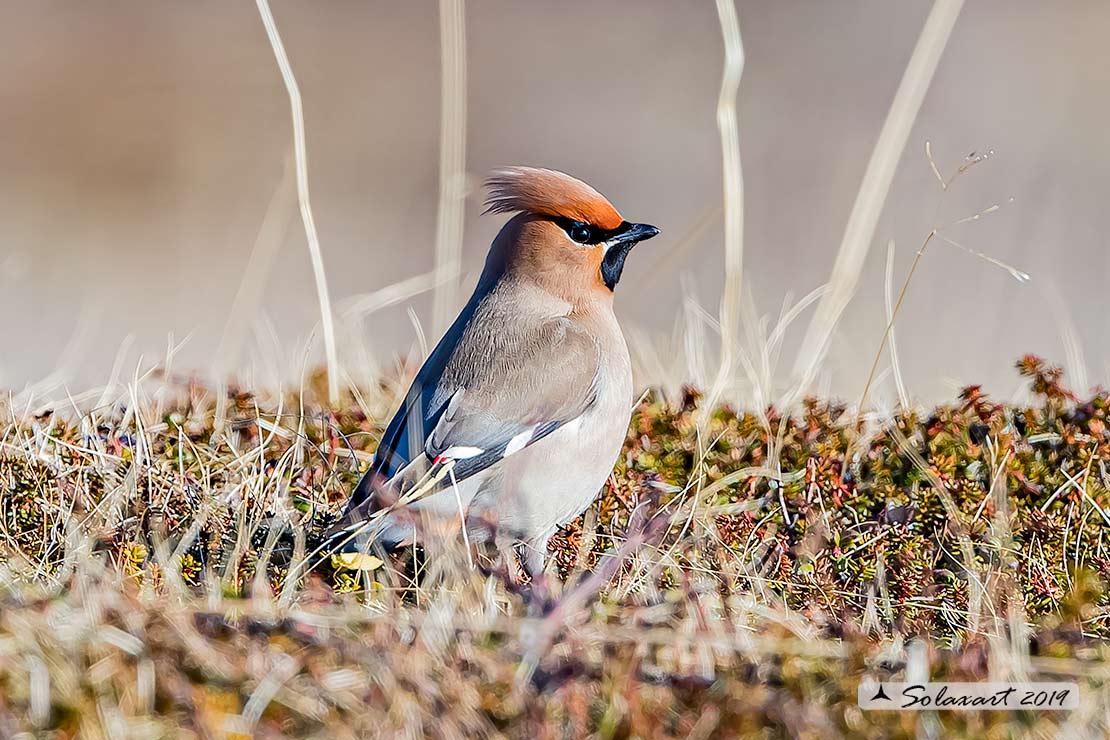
xmin=255 ymin=0 xmax=341 ymax=405
xmin=431 ymin=0 xmax=469 ymax=336
xmin=706 ymin=0 xmax=746 ymax=415
xmin=857 ymin=144 xmax=1028 ymax=412
xmin=793 ymin=0 xmax=965 ymax=393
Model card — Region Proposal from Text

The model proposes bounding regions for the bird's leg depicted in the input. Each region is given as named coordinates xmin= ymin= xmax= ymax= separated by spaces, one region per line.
xmin=519 ymin=532 xmax=556 ymax=614
xmin=497 ymin=540 xmax=524 ymax=584
xmin=522 ymin=533 xmax=551 ymax=582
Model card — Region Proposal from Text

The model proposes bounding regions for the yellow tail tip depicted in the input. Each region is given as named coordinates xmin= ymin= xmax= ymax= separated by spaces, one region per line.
xmin=330 ymin=553 xmax=385 ymax=571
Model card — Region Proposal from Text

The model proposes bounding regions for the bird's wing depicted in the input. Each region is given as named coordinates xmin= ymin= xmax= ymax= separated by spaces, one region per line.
xmin=341 ymin=314 xmax=600 ymax=518
xmin=422 ymin=317 xmax=602 ymax=481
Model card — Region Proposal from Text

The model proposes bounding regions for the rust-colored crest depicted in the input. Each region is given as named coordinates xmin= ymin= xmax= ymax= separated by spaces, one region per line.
xmin=484 ymin=167 xmax=624 ymax=230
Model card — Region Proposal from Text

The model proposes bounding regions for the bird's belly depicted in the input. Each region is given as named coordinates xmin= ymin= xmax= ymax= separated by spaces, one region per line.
xmin=472 ymin=395 xmax=631 ymax=541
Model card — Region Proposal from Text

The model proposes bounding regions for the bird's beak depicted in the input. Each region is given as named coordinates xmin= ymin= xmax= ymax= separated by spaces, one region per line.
xmin=607 ymin=222 xmax=660 ymax=250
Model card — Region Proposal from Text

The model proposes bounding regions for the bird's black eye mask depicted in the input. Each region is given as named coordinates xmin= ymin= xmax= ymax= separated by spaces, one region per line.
xmin=550 ymin=217 xmax=660 ymax=290
xmin=551 ymin=217 xmax=628 ymax=246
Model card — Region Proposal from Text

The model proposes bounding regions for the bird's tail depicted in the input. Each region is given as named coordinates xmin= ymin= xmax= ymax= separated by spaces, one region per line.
xmin=324 ymin=469 xmax=394 ymax=570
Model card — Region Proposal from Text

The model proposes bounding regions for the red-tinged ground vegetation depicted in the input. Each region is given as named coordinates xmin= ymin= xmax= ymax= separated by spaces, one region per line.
xmin=0 ymin=355 xmax=1108 ymax=737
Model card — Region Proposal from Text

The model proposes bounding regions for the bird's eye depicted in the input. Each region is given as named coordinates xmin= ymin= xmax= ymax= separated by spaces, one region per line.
xmin=567 ymin=222 xmax=593 ymax=244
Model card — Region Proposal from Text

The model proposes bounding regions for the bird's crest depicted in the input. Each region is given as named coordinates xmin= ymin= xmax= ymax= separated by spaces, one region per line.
xmin=484 ymin=167 xmax=624 ymax=230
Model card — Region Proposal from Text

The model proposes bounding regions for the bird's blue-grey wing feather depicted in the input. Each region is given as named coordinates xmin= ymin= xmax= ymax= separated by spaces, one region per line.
xmin=419 ymin=317 xmax=601 ymax=480
xmin=336 ymin=314 xmax=600 ymax=531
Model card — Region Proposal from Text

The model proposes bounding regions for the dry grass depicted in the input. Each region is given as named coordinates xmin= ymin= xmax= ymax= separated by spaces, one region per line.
xmin=1 ymin=356 xmax=1109 ymax=737
xmin=431 ymin=0 xmax=469 ymax=337
xmin=255 ymin=0 xmax=340 ymax=405
xmin=792 ymin=0 xmax=965 ymax=394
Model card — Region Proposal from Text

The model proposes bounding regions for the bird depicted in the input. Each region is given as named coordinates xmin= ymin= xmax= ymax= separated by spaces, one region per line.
xmin=327 ymin=166 xmax=659 ymax=573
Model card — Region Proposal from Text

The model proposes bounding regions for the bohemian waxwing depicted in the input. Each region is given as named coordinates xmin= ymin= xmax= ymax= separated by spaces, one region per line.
xmin=328 ymin=167 xmax=659 ymax=570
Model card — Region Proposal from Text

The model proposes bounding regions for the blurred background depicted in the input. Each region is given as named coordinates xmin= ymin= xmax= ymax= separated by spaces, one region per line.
xmin=1 ymin=1 xmax=1106 ymax=403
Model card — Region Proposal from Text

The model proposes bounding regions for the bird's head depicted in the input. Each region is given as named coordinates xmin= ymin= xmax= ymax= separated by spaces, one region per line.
xmin=483 ymin=167 xmax=659 ymax=300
